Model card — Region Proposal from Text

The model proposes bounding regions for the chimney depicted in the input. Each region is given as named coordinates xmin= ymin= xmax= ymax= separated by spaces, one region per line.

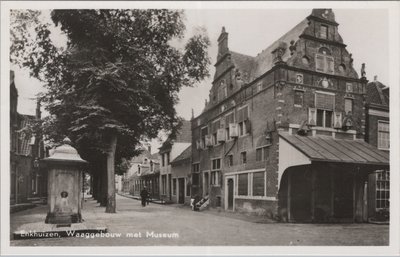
xmin=36 ymin=99 xmax=41 ymax=119
xmin=217 ymin=26 xmax=229 ymax=59
xmin=191 ymin=108 xmax=194 ymax=120
xmin=374 ymin=75 xmax=378 ymax=82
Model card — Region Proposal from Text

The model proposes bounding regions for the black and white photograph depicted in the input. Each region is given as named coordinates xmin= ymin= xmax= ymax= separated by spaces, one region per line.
xmin=1 ymin=1 xmax=399 ymax=256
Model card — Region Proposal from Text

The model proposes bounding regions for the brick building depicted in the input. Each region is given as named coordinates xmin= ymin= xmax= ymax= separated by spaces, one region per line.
xmin=365 ymin=77 xmax=390 ymax=220
xmin=10 ymin=71 xmax=47 ymax=205
xmin=170 ymin=145 xmax=192 ymax=204
xmin=190 ymin=9 xmax=389 ymax=222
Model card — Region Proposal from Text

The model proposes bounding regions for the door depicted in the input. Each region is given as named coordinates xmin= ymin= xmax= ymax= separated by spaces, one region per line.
xmin=227 ymin=178 xmax=234 ymax=210
xmin=178 ymin=178 xmax=185 ymax=204
xmin=204 ymin=172 xmax=209 ymax=196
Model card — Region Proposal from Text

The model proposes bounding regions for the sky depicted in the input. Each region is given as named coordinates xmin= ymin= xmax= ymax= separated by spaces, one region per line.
xmin=12 ymin=8 xmax=389 ymax=152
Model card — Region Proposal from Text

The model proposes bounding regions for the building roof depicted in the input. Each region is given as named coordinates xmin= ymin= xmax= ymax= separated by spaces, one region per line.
xmin=171 ymin=145 xmax=191 ymax=164
xmin=279 ymin=132 xmax=389 ymax=166
xmin=175 ymin=120 xmax=192 ymax=143
xmin=252 ymin=18 xmax=310 ymax=79
xmin=130 ymin=148 xmax=152 ymax=163
xmin=366 ymin=80 xmax=389 ymax=107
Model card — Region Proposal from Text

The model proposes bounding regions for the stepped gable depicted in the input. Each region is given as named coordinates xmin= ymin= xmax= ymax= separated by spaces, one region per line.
xmin=252 ymin=19 xmax=309 ymax=78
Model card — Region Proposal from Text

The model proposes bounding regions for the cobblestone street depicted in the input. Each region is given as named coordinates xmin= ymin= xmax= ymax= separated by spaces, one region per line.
xmin=10 ymin=194 xmax=389 ymax=246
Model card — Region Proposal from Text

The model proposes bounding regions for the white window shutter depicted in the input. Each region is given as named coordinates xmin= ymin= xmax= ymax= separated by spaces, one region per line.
xmin=308 ymin=107 xmax=317 ymax=126
xmin=333 ymin=111 xmax=343 ymax=129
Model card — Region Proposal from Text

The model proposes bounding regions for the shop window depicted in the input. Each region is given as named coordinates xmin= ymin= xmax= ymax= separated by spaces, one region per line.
xmin=252 ymin=172 xmax=265 ymax=196
xmin=345 ymin=98 xmax=353 ymax=114
xmin=240 ymin=151 xmax=247 ymax=164
xmin=238 ymin=173 xmax=248 ymax=196
xmin=378 ymin=121 xmax=390 ymax=150
xmin=376 ymin=170 xmax=390 ymax=209
xmin=294 ymin=90 xmax=304 ymax=107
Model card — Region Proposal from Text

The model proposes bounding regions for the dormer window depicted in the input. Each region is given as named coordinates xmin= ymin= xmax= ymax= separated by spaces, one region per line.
xmin=320 ymin=25 xmax=328 ymax=39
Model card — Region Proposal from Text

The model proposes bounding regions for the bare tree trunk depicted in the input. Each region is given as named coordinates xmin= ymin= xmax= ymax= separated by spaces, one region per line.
xmin=105 ymin=134 xmax=117 ymax=213
xmin=100 ymin=160 xmax=108 ymax=206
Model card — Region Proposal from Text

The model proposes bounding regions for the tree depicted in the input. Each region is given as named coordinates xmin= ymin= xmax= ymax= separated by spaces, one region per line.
xmin=11 ymin=9 xmax=210 ymax=213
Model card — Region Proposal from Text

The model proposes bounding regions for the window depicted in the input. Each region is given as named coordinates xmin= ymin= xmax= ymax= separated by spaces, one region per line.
xmin=166 ymin=152 xmax=170 ymax=165
xmin=378 ymin=121 xmax=390 ymax=150
xmin=225 ymin=112 xmax=235 ymax=140
xmin=252 ymin=172 xmax=265 ymax=196
xmin=218 ymin=85 xmax=227 ymax=100
xmin=212 ymin=158 xmax=221 ymax=170
xmin=211 ymin=171 xmax=220 ymax=186
xmin=315 ymin=48 xmax=334 ymax=74
xmin=227 ymin=154 xmax=233 ymax=167
xmin=320 ymin=25 xmax=328 ymax=39
xmin=211 ymin=158 xmax=221 ymax=186
xmin=345 ymin=98 xmax=353 ymax=114
xmin=201 ymin=126 xmax=208 ymax=148
xmin=192 ymin=163 xmax=200 ymax=173
xmin=240 ymin=151 xmax=247 ymax=164
xmin=256 ymin=82 xmax=262 ymax=93
xmin=161 ymin=154 xmax=165 ymax=166
xmin=238 ymin=106 xmax=250 ymax=136
xmin=256 ymin=146 xmax=269 ymax=162
xmin=376 ymin=170 xmax=389 ymax=209
xmin=238 ymin=173 xmax=248 ymax=196
xmin=294 ymin=90 xmax=304 ymax=107
xmin=172 ymin=178 xmax=176 ymax=195
xmin=211 ymin=120 xmax=220 ymax=145
xmin=315 ymin=92 xmax=335 ymax=128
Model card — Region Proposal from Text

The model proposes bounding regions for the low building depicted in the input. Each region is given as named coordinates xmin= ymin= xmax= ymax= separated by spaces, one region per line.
xmin=159 ymin=120 xmax=191 ymax=202
xmin=170 ymin=145 xmax=192 ymax=204
xmin=365 ymin=76 xmax=390 ymax=220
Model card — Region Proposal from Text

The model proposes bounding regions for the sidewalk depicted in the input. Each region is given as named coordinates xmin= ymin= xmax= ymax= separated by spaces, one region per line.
xmin=117 ymin=193 xmax=166 ymax=204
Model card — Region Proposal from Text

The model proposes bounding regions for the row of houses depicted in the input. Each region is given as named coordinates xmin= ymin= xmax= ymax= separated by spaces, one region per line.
xmin=10 ymin=70 xmax=47 ymax=205
xmin=122 ymin=9 xmax=390 ymax=222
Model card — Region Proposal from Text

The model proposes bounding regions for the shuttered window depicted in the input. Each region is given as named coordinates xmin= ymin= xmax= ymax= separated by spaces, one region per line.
xmin=238 ymin=173 xmax=248 ymax=196
xmin=211 ymin=120 xmax=220 ymax=133
xmin=315 ymin=53 xmax=334 ymax=74
xmin=252 ymin=172 xmax=265 ymax=196
xmin=225 ymin=112 xmax=235 ymax=127
xmin=238 ymin=106 xmax=249 ymax=122
xmin=315 ymin=93 xmax=334 ymax=110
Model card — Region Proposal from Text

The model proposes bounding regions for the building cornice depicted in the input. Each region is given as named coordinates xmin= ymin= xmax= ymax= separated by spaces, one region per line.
xmin=299 ymin=34 xmax=347 ymax=48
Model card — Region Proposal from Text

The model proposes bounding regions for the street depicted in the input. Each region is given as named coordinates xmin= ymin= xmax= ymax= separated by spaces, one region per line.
xmin=10 ymin=194 xmax=389 ymax=246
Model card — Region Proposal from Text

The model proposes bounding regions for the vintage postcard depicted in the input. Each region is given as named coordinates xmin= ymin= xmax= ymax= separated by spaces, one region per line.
xmin=1 ymin=1 xmax=399 ymax=256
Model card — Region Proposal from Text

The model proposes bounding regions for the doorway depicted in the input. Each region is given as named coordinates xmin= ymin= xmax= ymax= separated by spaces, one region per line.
xmin=227 ymin=178 xmax=234 ymax=210
xmin=178 ymin=178 xmax=185 ymax=204
xmin=203 ymin=172 xmax=209 ymax=196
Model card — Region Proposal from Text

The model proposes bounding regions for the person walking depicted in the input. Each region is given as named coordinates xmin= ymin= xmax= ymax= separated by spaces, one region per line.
xmin=140 ymin=186 xmax=149 ymax=207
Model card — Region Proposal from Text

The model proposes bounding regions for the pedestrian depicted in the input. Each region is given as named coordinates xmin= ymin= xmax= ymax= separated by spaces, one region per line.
xmin=140 ymin=186 xmax=149 ymax=207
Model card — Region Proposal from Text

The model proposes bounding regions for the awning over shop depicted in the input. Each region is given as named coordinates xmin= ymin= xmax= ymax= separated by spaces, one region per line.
xmin=278 ymin=132 xmax=389 ymax=186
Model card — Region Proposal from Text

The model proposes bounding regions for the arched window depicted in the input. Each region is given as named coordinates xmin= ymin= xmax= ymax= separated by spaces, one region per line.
xmin=316 ymin=47 xmax=334 ymax=74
